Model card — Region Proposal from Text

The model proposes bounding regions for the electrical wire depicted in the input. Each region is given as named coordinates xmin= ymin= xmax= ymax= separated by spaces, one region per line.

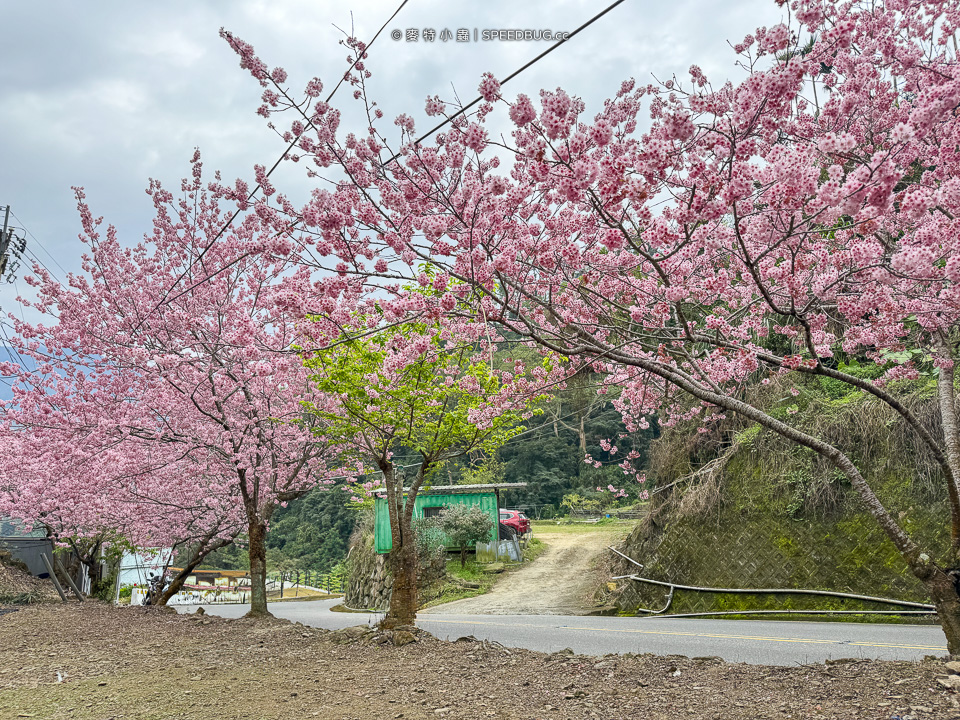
xmin=22 ymin=247 xmax=62 ymax=285
xmin=383 ymin=0 xmax=630 ymax=165
xmin=8 ymin=209 xmax=68 ymax=280
xmin=10 ymin=278 xmax=26 ymax=324
xmin=127 ymin=1 xmax=412 ymax=327
xmin=165 ymin=0 xmax=411 ymax=286
xmin=156 ymin=0 xmax=629 ymax=304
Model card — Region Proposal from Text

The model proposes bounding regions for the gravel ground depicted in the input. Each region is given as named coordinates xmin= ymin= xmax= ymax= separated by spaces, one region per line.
xmin=424 ymin=529 xmax=624 ymax=616
xmin=1 ymin=603 xmax=959 ymax=719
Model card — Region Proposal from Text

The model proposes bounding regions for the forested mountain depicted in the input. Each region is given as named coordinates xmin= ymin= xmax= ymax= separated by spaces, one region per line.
xmin=265 ymin=488 xmax=358 ymax=572
xmin=437 ymin=370 xmax=660 ymax=516
xmin=497 ymin=398 xmax=658 ymax=515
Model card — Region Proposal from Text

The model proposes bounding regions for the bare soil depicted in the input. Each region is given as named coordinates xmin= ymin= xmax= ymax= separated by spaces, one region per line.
xmin=0 ymin=558 xmax=61 ymax=604
xmin=425 ymin=527 xmax=634 ymax=615
xmin=1 ymin=603 xmax=959 ymax=719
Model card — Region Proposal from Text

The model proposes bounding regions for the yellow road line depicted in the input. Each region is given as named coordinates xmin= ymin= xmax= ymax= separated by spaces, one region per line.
xmin=420 ymin=617 xmax=947 ymax=652
xmin=849 ymin=641 xmax=947 ymax=650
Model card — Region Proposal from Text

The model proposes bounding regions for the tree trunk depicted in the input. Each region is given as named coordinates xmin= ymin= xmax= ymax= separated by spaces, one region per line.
xmin=64 ymin=538 xmax=102 ymax=596
xmin=379 ymin=460 xmax=419 ymax=628
xmin=155 ymin=537 xmax=233 ymax=606
xmin=246 ymin=517 xmax=271 ymax=617
xmin=384 ymin=535 xmax=418 ymax=628
xmin=155 ymin=568 xmax=189 ymax=606
xmin=919 ymin=566 xmax=960 ymax=656
xmin=935 ymin=341 xmax=960 ymax=556
xmin=551 ymin=340 xmax=960 ymax=647
xmin=80 ymin=554 xmax=102 ymax=594
xmin=579 ymin=415 xmax=586 ymax=458
xmin=461 ymin=546 xmax=467 ymax=569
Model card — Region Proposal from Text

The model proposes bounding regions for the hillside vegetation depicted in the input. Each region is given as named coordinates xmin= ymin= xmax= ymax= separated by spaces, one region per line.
xmin=610 ymin=369 xmax=951 ymax=616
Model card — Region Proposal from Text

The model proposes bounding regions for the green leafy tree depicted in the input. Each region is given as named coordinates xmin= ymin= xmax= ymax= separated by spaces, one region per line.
xmin=266 ymin=487 xmax=358 ymax=572
xmin=303 ymin=314 xmax=550 ymax=627
xmin=437 ymin=505 xmax=495 ymax=568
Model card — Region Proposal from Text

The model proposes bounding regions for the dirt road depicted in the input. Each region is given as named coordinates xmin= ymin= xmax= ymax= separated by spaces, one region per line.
xmin=423 ymin=526 xmax=626 ymax=615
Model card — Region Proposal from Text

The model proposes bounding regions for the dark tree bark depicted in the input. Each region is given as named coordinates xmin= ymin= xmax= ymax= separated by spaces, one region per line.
xmin=246 ymin=515 xmax=270 ymax=616
xmin=384 ymin=533 xmax=418 ymax=628
xmin=579 ymin=337 xmax=960 ymax=653
xmin=381 ymin=464 xmax=415 ymax=627
xmin=63 ymin=536 xmax=103 ymax=595
xmin=381 ymin=461 xmax=425 ymax=629
xmin=236 ymin=465 xmax=278 ymax=618
xmin=924 ymin=568 xmax=960 ymax=655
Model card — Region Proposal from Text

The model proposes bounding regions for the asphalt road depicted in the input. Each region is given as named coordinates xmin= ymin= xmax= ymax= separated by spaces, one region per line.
xmin=182 ymin=599 xmax=949 ymax=666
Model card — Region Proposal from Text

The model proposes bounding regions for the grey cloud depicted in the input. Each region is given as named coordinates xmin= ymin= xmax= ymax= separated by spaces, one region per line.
xmin=0 ymin=0 xmax=782 ymax=320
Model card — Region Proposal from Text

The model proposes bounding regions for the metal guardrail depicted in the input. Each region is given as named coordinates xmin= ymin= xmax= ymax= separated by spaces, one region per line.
xmin=608 ymin=547 xmax=938 ymax=618
xmin=269 ymin=570 xmax=345 ymax=598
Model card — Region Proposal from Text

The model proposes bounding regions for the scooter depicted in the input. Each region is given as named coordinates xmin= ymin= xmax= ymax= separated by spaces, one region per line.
xmin=141 ymin=572 xmax=170 ymax=605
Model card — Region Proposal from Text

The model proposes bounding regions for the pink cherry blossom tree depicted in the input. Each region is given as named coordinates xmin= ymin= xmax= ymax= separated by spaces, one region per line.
xmin=0 ymin=155 xmax=351 ymax=614
xmin=0 ymin=401 xmax=241 ymax=603
xmin=221 ymin=0 xmax=960 ymax=649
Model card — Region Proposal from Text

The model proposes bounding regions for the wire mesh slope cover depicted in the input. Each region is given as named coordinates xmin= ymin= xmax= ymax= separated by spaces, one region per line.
xmin=608 ymin=495 xmax=947 ymax=617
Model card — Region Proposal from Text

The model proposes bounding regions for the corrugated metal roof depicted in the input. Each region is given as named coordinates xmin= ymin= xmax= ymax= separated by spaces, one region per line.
xmin=421 ymin=483 xmax=527 ymax=494
xmin=374 ymin=482 xmax=527 ymax=496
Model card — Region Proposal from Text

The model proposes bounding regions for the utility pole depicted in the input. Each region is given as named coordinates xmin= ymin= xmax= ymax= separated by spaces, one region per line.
xmin=0 ymin=205 xmax=26 ymax=281
xmin=1 ymin=205 xmax=9 ymax=250
xmin=0 ymin=205 xmax=11 ymax=277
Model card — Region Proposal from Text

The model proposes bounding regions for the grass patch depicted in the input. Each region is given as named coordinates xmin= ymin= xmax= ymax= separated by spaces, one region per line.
xmin=0 ymin=591 xmax=43 ymax=605
xmin=267 ymin=587 xmax=340 ymax=601
xmin=524 ymin=538 xmax=547 ymax=562
xmin=270 ymin=592 xmax=342 ymax=603
xmin=419 ymin=560 xmax=497 ymax=608
xmin=637 ymin=611 xmax=940 ymax=626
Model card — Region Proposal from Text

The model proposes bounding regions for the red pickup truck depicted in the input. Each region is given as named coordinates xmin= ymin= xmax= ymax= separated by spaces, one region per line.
xmin=499 ymin=509 xmax=531 ymax=536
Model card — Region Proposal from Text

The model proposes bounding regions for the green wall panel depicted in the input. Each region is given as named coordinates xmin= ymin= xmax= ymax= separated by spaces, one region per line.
xmin=374 ymin=491 xmax=500 ymax=553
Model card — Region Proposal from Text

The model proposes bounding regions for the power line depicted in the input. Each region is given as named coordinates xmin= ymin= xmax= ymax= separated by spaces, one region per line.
xmin=10 ymin=278 xmax=26 ymax=323
xmin=384 ymin=0 xmax=630 ymax=165
xmin=0 ymin=205 xmax=26 ymax=282
xmin=22 ymin=247 xmax=62 ymax=285
xmin=152 ymin=0 xmax=628 ymax=310
xmin=158 ymin=0 xmax=411 ymax=303
xmin=0 ymin=207 xmax=57 ymax=377
xmin=125 ymin=2 xmax=411 ymax=330
xmin=0 ymin=206 xmax=63 ymax=285
xmin=0 ymin=323 xmax=29 ymax=372
xmin=8 ymin=209 xmax=67 ymax=281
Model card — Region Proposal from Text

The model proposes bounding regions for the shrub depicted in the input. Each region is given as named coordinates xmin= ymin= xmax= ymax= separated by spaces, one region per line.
xmin=438 ymin=505 xmax=494 ymax=568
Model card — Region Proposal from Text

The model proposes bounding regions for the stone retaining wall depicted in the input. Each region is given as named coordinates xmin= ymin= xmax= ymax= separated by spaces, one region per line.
xmin=344 ymin=542 xmax=392 ymax=611
xmin=344 ymin=532 xmax=447 ymax=611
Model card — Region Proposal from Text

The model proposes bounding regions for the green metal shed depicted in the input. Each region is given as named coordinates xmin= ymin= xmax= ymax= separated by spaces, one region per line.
xmin=373 ymin=483 xmax=527 ymax=554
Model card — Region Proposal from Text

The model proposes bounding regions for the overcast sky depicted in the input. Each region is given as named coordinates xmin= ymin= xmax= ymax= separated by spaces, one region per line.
xmin=0 ymin=0 xmax=783 ymax=323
